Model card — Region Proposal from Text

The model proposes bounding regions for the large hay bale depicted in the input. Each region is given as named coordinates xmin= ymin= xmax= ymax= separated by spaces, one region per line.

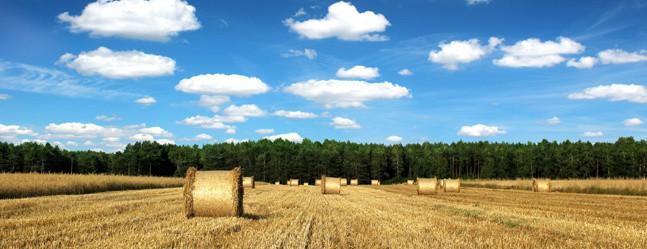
xmin=532 ymin=179 xmax=551 ymax=192
xmin=243 ymin=176 xmax=255 ymax=188
xmin=340 ymin=178 xmax=348 ymax=186
xmin=350 ymin=179 xmax=358 ymax=185
xmin=371 ymin=179 xmax=380 ymax=186
xmin=443 ymin=179 xmax=461 ymax=192
xmin=321 ymin=176 xmax=341 ymax=194
xmin=184 ymin=167 xmax=243 ymax=218
xmin=315 ymin=179 xmax=321 ymax=186
xmin=289 ymin=179 xmax=299 ymax=186
xmin=304 ymin=182 xmax=309 ymax=186
xmin=417 ymin=177 xmax=438 ymax=195
xmin=274 ymin=181 xmax=280 ymax=185
xmin=407 ymin=179 xmax=414 ymax=185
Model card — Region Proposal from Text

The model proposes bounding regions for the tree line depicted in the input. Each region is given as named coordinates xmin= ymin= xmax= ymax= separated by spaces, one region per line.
xmin=1 ymin=137 xmax=646 ymax=183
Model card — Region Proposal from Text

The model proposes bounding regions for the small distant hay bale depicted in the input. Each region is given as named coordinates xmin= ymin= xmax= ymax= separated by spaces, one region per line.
xmin=340 ymin=178 xmax=348 ymax=186
xmin=443 ymin=179 xmax=461 ymax=193
xmin=407 ymin=179 xmax=414 ymax=185
xmin=315 ymin=179 xmax=322 ymax=186
xmin=532 ymin=179 xmax=551 ymax=192
xmin=184 ymin=167 xmax=243 ymax=218
xmin=321 ymin=175 xmax=341 ymax=194
xmin=417 ymin=177 xmax=438 ymax=195
xmin=350 ymin=179 xmax=358 ymax=185
xmin=289 ymin=179 xmax=299 ymax=186
xmin=274 ymin=181 xmax=280 ymax=185
xmin=371 ymin=179 xmax=380 ymax=186
xmin=439 ymin=179 xmax=445 ymax=190
xmin=304 ymin=182 xmax=309 ymax=186
xmin=243 ymin=176 xmax=255 ymax=188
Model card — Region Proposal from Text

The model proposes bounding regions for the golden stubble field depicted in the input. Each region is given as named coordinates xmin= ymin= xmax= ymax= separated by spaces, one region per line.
xmin=1 ymin=184 xmax=646 ymax=249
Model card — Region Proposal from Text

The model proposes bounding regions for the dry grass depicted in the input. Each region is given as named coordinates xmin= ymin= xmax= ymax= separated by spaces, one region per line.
xmin=0 ymin=173 xmax=182 ymax=199
xmin=1 ymin=184 xmax=646 ymax=248
xmin=463 ymin=178 xmax=647 ymax=196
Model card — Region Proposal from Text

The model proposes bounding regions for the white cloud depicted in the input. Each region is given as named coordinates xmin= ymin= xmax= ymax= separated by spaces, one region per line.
xmin=273 ymin=110 xmax=318 ymax=119
xmin=494 ymin=37 xmax=584 ymax=68
xmin=294 ymin=8 xmax=307 ymax=17
xmin=57 ymin=0 xmax=200 ymax=41
xmin=103 ymin=137 xmax=120 ymax=143
xmin=156 ymin=138 xmax=175 ymax=145
xmin=598 ymin=49 xmax=647 ymax=64
xmin=130 ymin=133 xmax=154 ymax=141
xmin=264 ymin=132 xmax=303 ymax=142
xmin=135 ymin=96 xmax=157 ymax=106
xmin=582 ymin=131 xmax=603 ymax=137
xmin=457 ymin=124 xmax=506 ymax=137
xmin=567 ymin=56 xmax=598 ymax=69
xmin=140 ymin=126 xmax=172 ymax=137
xmin=224 ymin=138 xmax=248 ymax=144
xmin=193 ymin=133 xmax=213 ymax=141
xmin=175 ymin=74 xmax=270 ymax=96
xmin=284 ymin=79 xmax=410 ymax=108
xmin=0 ymin=124 xmax=37 ymax=136
xmin=331 ymin=117 xmax=360 ymax=129
xmin=0 ymin=94 xmax=10 ymax=100
xmin=568 ymin=84 xmax=647 ymax=104
xmin=57 ymin=47 xmax=175 ymax=79
xmin=624 ymin=118 xmax=643 ymax=127
xmin=225 ymin=128 xmax=236 ymax=134
xmin=398 ymin=69 xmax=413 ymax=76
xmin=223 ymin=104 xmax=265 ymax=117
xmin=336 ymin=65 xmax=380 ymax=80
xmin=256 ymin=129 xmax=274 ymax=134
xmin=284 ymin=1 xmax=390 ymax=41
xmin=546 ymin=116 xmax=561 ymax=125
xmin=281 ymin=48 xmax=317 ymax=60
xmin=45 ymin=122 xmax=105 ymax=137
xmin=429 ymin=37 xmax=501 ymax=70
xmin=198 ymin=95 xmax=230 ymax=112
xmin=96 ymin=114 xmax=121 ymax=122
xmin=467 ymin=0 xmax=491 ymax=5
xmin=385 ymin=135 xmax=402 ymax=143
xmin=179 ymin=115 xmax=241 ymax=130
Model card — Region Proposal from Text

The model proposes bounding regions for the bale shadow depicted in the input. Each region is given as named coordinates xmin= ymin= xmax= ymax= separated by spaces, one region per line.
xmin=242 ymin=213 xmax=266 ymax=220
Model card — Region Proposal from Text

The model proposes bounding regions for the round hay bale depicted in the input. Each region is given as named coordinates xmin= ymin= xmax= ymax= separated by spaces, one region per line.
xmin=407 ymin=179 xmax=414 ymax=185
xmin=417 ymin=177 xmax=438 ymax=195
xmin=274 ymin=181 xmax=280 ymax=185
xmin=371 ymin=179 xmax=380 ymax=186
xmin=439 ymin=179 xmax=445 ymax=190
xmin=289 ymin=179 xmax=299 ymax=186
xmin=183 ymin=167 xmax=243 ymax=218
xmin=304 ymin=182 xmax=309 ymax=186
xmin=532 ymin=179 xmax=551 ymax=192
xmin=321 ymin=176 xmax=341 ymax=194
xmin=443 ymin=179 xmax=461 ymax=193
xmin=315 ymin=179 xmax=322 ymax=186
xmin=243 ymin=176 xmax=255 ymax=188
xmin=340 ymin=178 xmax=348 ymax=186
xmin=350 ymin=179 xmax=358 ymax=185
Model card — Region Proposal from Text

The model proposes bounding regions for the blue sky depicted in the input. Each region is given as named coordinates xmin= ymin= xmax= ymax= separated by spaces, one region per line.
xmin=1 ymin=0 xmax=646 ymax=151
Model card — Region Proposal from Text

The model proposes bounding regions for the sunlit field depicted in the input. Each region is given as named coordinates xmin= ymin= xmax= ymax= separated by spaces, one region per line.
xmin=1 ymin=183 xmax=646 ymax=248
xmin=0 ymin=173 xmax=183 ymax=199
xmin=462 ymin=178 xmax=647 ymax=196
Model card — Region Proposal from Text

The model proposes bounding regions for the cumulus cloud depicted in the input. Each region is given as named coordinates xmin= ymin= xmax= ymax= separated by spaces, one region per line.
xmin=178 ymin=115 xmax=246 ymax=131
xmin=385 ymin=135 xmax=402 ymax=143
xmin=0 ymin=94 xmax=10 ymax=100
xmin=281 ymin=48 xmax=317 ymax=60
xmin=130 ymin=133 xmax=155 ymax=141
xmin=494 ymin=37 xmax=584 ymax=68
xmin=293 ymin=8 xmax=307 ymax=17
xmin=57 ymin=47 xmax=175 ymax=79
xmin=457 ymin=124 xmax=506 ymax=137
xmin=255 ymin=129 xmax=275 ymax=134
xmin=189 ymin=133 xmax=213 ymax=141
xmin=331 ymin=117 xmax=360 ymax=129
xmin=225 ymin=128 xmax=236 ymax=134
xmin=198 ymin=95 xmax=230 ymax=112
xmin=45 ymin=122 xmax=106 ymax=137
xmin=598 ymin=49 xmax=647 ymax=64
xmin=223 ymin=104 xmax=265 ymax=117
xmin=567 ymin=56 xmax=598 ymax=69
xmin=155 ymin=138 xmax=175 ymax=145
xmin=568 ymin=84 xmax=647 ymax=104
xmin=336 ymin=65 xmax=380 ymax=79
xmin=57 ymin=0 xmax=200 ymax=41
xmin=96 ymin=114 xmax=121 ymax=122
xmin=582 ymin=131 xmax=603 ymax=137
xmin=175 ymin=74 xmax=269 ymax=96
xmin=398 ymin=69 xmax=413 ymax=76
xmin=263 ymin=132 xmax=303 ymax=142
xmin=0 ymin=124 xmax=37 ymax=136
xmin=140 ymin=126 xmax=172 ymax=137
xmin=284 ymin=79 xmax=410 ymax=108
xmin=284 ymin=1 xmax=390 ymax=41
xmin=624 ymin=118 xmax=643 ymax=127
xmin=273 ymin=110 xmax=318 ymax=119
xmin=546 ymin=116 xmax=561 ymax=125
xmin=135 ymin=96 xmax=157 ymax=106
xmin=429 ymin=37 xmax=501 ymax=70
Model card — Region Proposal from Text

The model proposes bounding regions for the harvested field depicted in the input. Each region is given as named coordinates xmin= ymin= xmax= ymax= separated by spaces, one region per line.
xmin=1 ymin=184 xmax=646 ymax=248
xmin=463 ymin=178 xmax=647 ymax=196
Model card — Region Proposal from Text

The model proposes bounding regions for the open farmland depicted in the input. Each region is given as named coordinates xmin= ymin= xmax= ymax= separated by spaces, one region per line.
xmin=2 ymin=184 xmax=646 ymax=249
xmin=462 ymin=178 xmax=647 ymax=196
